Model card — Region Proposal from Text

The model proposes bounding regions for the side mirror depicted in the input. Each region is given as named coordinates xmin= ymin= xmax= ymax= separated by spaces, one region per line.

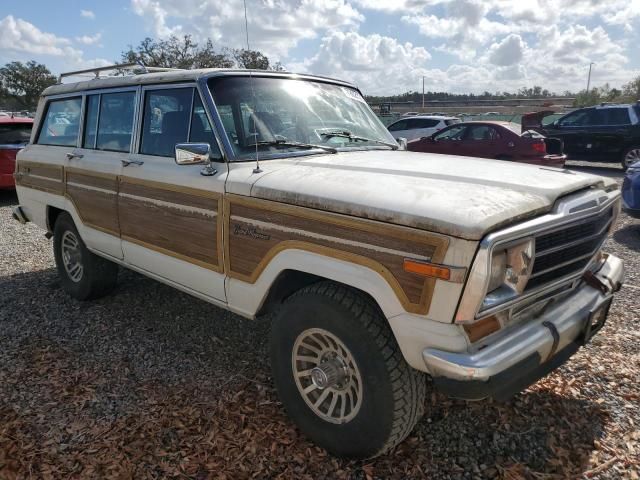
xmin=396 ymin=137 xmax=408 ymax=150
xmin=175 ymin=143 xmax=217 ymax=176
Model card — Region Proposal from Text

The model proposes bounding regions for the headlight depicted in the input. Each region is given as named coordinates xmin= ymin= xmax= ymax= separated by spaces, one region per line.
xmin=481 ymin=239 xmax=535 ymax=311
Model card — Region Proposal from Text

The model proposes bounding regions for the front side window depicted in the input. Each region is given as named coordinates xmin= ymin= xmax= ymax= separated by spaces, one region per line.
xmin=558 ymin=109 xmax=591 ymax=127
xmin=37 ymin=97 xmax=81 ymax=146
xmin=0 ymin=123 xmax=32 ymax=145
xmin=209 ymin=76 xmax=396 ymax=160
xmin=408 ymin=118 xmax=439 ymax=129
xmin=434 ymin=125 xmax=466 ymax=141
xmin=140 ymin=87 xmax=219 ymax=157
xmin=96 ymin=91 xmax=136 ymax=152
xmin=387 ymin=120 xmax=408 ymax=132
xmin=466 ymin=125 xmax=500 ymax=141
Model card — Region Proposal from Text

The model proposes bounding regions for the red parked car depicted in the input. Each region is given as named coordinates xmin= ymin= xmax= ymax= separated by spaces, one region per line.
xmin=407 ymin=120 xmax=566 ymax=167
xmin=0 ymin=116 xmax=33 ymax=189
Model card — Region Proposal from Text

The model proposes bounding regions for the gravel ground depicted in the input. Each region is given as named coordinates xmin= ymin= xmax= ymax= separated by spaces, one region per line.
xmin=1 ymin=160 xmax=639 ymax=479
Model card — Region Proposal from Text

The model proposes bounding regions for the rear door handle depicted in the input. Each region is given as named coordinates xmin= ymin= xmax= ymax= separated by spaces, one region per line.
xmin=66 ymin=152 xmax=84 ymax=160
xmin=121 ymin=159 xmax=144 ymax=167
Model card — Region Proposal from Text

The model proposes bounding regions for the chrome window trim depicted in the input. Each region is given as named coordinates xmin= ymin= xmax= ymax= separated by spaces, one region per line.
xmin=455 ymin=188 xmax=620 ymax=324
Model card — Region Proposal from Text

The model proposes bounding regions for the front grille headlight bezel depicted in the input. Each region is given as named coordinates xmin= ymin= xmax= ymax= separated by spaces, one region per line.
xmin=455 ymin=188 xmax=621 ymax=325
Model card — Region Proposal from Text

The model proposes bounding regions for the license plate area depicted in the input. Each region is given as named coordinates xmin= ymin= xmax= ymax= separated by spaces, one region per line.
xmin=579 ymin=297 xmax=613 ymax=345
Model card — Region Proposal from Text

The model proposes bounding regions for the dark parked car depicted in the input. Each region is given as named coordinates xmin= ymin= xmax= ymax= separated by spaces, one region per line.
xmin=527 ymin=102 xmax=640 ymax=169
xmin=0 ymin=116 xmax=33 ymax=189
xmin=622 ymin=161 xmax=640 ymax=218
xmin=406 ymin=121 xmax=566 ymax=167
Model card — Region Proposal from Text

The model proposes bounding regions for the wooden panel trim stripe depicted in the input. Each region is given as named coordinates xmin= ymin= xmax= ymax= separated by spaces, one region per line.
xmin=15 ymin=161 xmax=64 ymax=195
xmin=224 ymin=194 xmax=450 ymax=315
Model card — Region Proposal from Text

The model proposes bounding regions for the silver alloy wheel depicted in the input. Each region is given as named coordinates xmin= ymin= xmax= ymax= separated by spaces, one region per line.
xmin=625 ymin=148 xmax=640 ymax=168
xmin=292 ymin=328 xmax=363 ymax=424
xmin=61 ymin=230 xmax=84 ymax=283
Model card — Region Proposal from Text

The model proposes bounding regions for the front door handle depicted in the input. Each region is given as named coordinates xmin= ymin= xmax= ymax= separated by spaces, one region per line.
xmin=121 ymin=159 xmax=144 ymax=167
xmin=66 ymin=152 xmax=84 ymax=160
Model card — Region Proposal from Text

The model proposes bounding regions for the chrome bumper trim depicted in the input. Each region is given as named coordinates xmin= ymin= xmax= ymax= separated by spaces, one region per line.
xmin=424 ymin=253 xmax=624 ymax=382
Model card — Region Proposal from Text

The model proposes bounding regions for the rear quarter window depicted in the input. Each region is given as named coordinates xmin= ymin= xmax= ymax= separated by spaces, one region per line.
xmin=37 ymin=97 xmax=82 ymax=146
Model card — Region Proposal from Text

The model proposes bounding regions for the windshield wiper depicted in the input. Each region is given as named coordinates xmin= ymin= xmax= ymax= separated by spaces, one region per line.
xmin=247 ymin=139 xmax=338 ymax=154
xmin=319 ymin=130 xmax=398 ymax=150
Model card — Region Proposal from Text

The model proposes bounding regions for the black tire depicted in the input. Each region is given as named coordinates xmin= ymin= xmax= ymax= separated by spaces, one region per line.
xmin=270 ymin=281 xmax=426 ymax=459
xmin=53 ymin=212 xmax=118 ymax=300
xmin=621 ymin=146 xmax=640 ymax=170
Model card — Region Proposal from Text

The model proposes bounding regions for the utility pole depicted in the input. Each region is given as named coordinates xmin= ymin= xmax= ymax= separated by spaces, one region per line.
xmin=422 ymin=76 xmax=425 ymax=111
xmin=586 ymin=62 xmax=595 ymax=93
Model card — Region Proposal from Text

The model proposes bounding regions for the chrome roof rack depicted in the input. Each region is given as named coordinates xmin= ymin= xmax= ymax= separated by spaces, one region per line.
xmin=57 ymin=62 xmax=185 ymax=83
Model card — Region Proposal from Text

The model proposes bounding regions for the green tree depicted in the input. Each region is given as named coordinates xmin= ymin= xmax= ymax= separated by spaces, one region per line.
xmin=121 ymin=35 xmax=235 ymax=69
xmin=623 ymin=75 xmax=640 ymax=101
xmin=0 ymin=60 xmax=56 ymax=110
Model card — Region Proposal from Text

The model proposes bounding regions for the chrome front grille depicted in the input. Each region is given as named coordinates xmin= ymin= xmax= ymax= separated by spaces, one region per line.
xmin=526 ymin=206 xmax=614 ymax=291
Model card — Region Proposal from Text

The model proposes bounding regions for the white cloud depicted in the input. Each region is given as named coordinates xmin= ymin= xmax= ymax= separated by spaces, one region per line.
xmin=293 ymin=31 xmax=432 ymax=94
xmin=0 ymin=15 xmax=83 ymax=59
xmin=487 ymin=34 xmax=526 ymax=66
xmin=75 ymin=33 xmax=102 ymax=46
xmin=130 ymin=0 xmax=364 ymax=58
xmin=80 ymin=9 xmax=96 ymax=19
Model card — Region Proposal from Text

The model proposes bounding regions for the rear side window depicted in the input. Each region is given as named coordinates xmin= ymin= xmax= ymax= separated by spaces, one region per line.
xmin=140 ymin=87 xmax=219 ymax=157
xmin=0 ymin=124 xmax=32 ymax=145
xmin=37 ymin=97 xmax=81 ymax=146
xmin=96 ymin=92 xmax=136 ymax=152
xmin=445 ymin=119 xmax=460 ymax=126
xmin=407 ymin=118 xmax=439 ymax=129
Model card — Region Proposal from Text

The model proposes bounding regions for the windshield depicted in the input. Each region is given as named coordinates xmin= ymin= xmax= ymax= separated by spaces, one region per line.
xmin=0 ymin=123 xmax=32 ymax=145
xmin=208 ymin=76 xmax=397 ymax=160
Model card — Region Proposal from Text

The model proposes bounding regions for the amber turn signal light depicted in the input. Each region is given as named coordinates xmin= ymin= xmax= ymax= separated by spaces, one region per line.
xmin=403 ymin=259 xmax=451 ymax=280
xmin=463 ymin=315 xmax=501 ymax=343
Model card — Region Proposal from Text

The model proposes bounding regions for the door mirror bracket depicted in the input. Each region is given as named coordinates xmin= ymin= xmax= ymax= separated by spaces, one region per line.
xmin=175 ymin=143 xmax=217 ymax=176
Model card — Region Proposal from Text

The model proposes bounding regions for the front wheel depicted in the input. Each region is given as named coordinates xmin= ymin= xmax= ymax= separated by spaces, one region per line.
xmin=622 ymin=146 xmax=640 ymax=170
xmin=53 ymin=212 xmax=118 ymax=300
xmin=270 ymin=281 xmax=426 ymax=458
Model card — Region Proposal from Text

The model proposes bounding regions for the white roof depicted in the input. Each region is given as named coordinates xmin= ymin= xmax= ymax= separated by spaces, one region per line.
xmin=43 ymin=68 xmax=356 ymax=97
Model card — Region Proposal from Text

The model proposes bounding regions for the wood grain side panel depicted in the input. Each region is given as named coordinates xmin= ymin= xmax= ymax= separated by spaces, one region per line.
xmin=21 ymin=163 xmax=64 ymax=181
xmin=118 ymin=183 xmax=221 ymax=271
xmin=226 ymin=195 xmax=449 ymax=314
xmin=15 ymin=162 xmax=64 ymax=194
xmin=66 ymin=185 xmax=119 ymax=234
xmin=119 ymin=181 xmax=218 ymax=211
xmin=66 ymin=171 xmax=118 ymax=191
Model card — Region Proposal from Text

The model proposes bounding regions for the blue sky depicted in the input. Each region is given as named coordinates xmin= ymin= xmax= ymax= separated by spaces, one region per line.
xmin=1 ymin=0 xmax=639 ymax=95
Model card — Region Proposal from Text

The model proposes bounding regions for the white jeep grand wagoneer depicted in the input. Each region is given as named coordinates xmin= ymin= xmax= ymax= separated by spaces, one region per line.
xmin=13 ymin=65 xmax=624 ymax=458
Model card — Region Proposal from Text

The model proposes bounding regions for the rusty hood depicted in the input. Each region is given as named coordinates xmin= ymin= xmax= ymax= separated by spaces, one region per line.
xmin=239 ymin=150 xmax=614 ymax=240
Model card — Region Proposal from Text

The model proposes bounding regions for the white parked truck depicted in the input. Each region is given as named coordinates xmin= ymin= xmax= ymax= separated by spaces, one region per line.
xmin=13 ymin=65 xmax=624 ymax=458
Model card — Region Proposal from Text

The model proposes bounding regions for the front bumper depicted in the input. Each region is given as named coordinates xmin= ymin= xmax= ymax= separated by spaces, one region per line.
xmin=422 ymin=253 xmax=624 ymax=401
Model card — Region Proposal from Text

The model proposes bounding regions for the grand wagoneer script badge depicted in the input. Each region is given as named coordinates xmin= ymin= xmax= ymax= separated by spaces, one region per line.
xmin=233 ymin=224 xmax=271 ymax=240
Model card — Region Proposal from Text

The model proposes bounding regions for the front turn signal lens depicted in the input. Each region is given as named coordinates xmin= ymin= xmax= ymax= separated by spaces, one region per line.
xmin=463 ymin=315 xmax=501 ymax=343
xmin=403 ymin=259 xmax=451 ymax=280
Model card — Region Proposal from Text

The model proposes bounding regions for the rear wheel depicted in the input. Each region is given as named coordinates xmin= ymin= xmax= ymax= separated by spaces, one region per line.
xmin=270 ymin=281 xmax=426 ymax=458
xmin=622 ymin=146 xmax=640 ymax=170
xmin=53 ymin=212 xmax=118 ymax=300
